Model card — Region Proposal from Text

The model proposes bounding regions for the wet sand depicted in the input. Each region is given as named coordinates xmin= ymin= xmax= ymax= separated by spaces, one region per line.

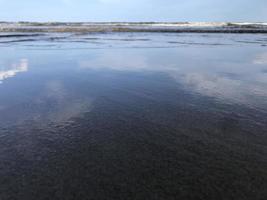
xmin=0 ymin=32 xmax=267 ymax=200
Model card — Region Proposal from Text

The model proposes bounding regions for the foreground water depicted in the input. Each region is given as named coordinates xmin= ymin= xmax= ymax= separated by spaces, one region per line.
xmin=0 ymin=32 xmax=267 ymax=200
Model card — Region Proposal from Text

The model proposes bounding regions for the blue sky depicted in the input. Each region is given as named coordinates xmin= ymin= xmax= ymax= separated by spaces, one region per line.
xmin=0 ymin=0 xmax=266 ymax=22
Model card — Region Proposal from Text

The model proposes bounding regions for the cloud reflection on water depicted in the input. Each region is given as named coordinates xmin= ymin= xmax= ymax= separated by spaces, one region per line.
xmin=175 ymin=72 xmax=267 ymax=108
xmin=38 ymin=80 xmax=93 ymax=123
xmin=79 ymin=50 xmax=267 ymax=109
xmin=253 ymin=52 xmax=267 ymax=65
xmin=0 ymin=59 xmax=28 ymax=84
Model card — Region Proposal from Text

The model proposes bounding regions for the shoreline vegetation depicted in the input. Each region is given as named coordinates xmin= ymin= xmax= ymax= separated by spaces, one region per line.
xmin=1 ymin=22 xmax=267 ymax=33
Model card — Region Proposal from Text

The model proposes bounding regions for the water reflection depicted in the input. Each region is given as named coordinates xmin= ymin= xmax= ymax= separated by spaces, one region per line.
xmin=0 ymin=46 xmax=267 ymax=127
xmin=0 ymin=59 xmax=28 ymax=84
xmin=1 ymin=33 xmax=267 ymax=200
xmin=79 ymin=52 xmax=149 ymax=71
xmin=37 ymin=80 xmax=93 ymax=123
xmin=254 ymin=52 xmax=267 ymax=64
xmin=177 ymin=72 xmax=267 ymax=108
xmin=79 ymin=49 xmax=267 ymax=110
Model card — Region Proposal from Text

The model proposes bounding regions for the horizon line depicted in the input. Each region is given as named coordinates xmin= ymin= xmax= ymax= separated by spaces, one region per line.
xmin=1 ymin=21 xmax=267 ymax=23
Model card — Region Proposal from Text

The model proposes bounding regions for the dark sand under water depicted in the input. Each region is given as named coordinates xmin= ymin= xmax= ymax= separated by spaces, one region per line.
xmin=0 ymin=32 xmax=267 ymax=200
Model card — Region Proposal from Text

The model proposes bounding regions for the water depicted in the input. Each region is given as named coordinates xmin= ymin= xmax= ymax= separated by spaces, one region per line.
xmin=0 ymin=33 xmax=267 ymax=199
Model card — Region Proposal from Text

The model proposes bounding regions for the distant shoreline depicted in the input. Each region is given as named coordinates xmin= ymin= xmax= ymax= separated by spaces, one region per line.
xmin=1 ymin=22 xmax=267 ymax=33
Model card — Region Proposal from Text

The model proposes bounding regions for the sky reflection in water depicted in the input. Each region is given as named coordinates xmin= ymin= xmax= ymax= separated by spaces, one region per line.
xmin=1 ymin=34 xmax=267 ymax=126
xmin=1 ymin=33 xmax=267 ymax=199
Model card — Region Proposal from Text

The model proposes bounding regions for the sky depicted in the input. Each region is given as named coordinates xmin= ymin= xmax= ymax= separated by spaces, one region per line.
xmin=0 ymin=0 xmax=266 ymax=22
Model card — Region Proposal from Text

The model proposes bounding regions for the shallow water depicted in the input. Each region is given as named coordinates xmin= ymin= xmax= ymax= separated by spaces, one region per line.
xmin=0 ymin=33 xmax=267 ymax=200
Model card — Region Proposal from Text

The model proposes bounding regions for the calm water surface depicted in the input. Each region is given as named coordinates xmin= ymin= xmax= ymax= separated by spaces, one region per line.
xmin=0 ymin=33 xmax=267 ymax=200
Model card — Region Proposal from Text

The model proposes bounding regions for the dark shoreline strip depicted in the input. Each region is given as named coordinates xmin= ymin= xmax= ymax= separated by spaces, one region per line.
xmin=0 ymin=33 xmax=45 ymax=38
xmin=1 ymin=28 xmax=267 ymax=34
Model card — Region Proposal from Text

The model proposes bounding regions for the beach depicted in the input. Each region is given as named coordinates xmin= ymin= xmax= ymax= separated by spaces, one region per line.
xmin=0 ymin=30 xmax=267 ymax=199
